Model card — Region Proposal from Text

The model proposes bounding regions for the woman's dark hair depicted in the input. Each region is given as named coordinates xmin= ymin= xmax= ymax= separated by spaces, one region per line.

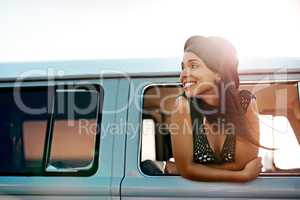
xmin=183 ymin=35 xmax=269 ymax=149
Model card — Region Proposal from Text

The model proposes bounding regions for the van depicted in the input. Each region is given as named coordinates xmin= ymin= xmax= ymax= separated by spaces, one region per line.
xmin=0 ymin=57 xmax=300 ymax=199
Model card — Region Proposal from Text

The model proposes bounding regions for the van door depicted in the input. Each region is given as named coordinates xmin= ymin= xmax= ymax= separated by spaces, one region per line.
xmin=121 ymin=77 xmax=300 ymax=199
xmin=0 ymin=78 xmax=129 ymax=199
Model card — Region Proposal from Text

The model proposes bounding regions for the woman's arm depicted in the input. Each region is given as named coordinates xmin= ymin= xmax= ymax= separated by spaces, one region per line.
xmin=169 ymin=96 xmax=261 ymax=182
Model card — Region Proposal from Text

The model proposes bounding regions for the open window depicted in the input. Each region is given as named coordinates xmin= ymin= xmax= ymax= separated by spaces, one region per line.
xmin=140 ymin=82 xmax=300 ymax=176
xmin=0 ymin=84 xmax=103 ymax=176
xmin=259 ymin=115 xmax=300 ymax=173
xmin=140 ymin=85 xmax=181 ymax=175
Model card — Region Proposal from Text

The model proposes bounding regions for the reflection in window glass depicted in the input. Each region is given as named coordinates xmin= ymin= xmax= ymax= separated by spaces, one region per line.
xmin=23 ymin=121 xmax=47 ymax=170
xmin=0 ymin=88 xmax=49 ymax=174
xmin=47 ymin=90 xmax=99 ymax=171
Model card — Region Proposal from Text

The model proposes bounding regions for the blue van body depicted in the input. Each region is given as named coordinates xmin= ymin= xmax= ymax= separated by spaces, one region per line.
xmin=0 ymin=58 xmax=300 ymax=199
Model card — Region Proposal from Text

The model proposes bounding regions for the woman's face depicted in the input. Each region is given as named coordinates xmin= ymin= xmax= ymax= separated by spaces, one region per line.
xmin=180 ymin=51 xmax=220 ymax=97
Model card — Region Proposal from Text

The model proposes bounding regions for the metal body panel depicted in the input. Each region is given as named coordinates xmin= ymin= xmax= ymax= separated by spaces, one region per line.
xmin=1 ymin=58 xmax=300 ymax=81
xmin=0 ymin=59 xmax=300 ymax=199
xmin=0 ymin=78 xmax=129 ymax=199
xmin=121 ymin=77 xmax=300 ymax=199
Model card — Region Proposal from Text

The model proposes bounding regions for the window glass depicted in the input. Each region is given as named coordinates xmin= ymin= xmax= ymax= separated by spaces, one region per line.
xmin=0 ymin=88 xmax=49 ymax=174
xmin=0 ymin=85 xmax=103 ymax=175
xmin=47 ymin=89 xmax=100 ymax=172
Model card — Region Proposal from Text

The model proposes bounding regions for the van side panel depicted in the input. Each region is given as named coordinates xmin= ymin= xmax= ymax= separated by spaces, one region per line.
xmin=121 ymin=77 xmax=300 ymax=199
xmin=0 ymin=78 xmax=128 ymax=199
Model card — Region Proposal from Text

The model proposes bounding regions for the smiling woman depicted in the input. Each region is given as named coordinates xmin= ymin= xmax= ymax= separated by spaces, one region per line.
xmin=167 ymin=35 xmax=266 ymax=182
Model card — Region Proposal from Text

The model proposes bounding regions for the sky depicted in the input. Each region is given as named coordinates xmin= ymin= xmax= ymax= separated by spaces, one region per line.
xmin=0 ymin=0 xmax=300 ymax=62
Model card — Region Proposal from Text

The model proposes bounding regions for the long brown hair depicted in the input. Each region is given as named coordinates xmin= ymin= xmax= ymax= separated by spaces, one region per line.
xmin=184 ymin=35 xmax=271 ymax=149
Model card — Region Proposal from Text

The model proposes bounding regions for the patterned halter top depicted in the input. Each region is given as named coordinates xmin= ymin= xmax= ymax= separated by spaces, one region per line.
xmin=180 ymin=90 xmax=256 ymax=164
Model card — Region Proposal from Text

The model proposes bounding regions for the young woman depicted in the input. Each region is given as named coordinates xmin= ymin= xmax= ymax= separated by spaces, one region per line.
xmin=168 ymin=36 xmax=263 ymax=182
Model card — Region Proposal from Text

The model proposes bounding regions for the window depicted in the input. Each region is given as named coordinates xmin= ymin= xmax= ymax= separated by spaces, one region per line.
xmin=0 ymin=87 xmax=49 ymax=174
xmin=141 ymin=119 xmax=156 ymax=162
xmin=259 ymin=115 xmax=300 ymax=172
xmin=0 ymin=84 xmax=103 ymax=176
xmin=141 ymin=84 xmax=300 ymax=176
xmin=141 ymin=85 xmax=180 ymax=175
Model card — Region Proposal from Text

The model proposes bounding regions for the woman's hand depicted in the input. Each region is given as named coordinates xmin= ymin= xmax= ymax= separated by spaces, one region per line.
xmin=164 ymin=161 xmax=179 ymax=175
xmin=242 ymin=157 xmax=263 ymax=181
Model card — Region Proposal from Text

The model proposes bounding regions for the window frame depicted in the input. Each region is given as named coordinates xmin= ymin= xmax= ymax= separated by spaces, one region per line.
xmin=139 ymin=83 xmax=180 ymax=177
xmin=140 ymin=82 xmax=300 ymax=177
xmin=0 ymin=84 xmax=104 ymax=177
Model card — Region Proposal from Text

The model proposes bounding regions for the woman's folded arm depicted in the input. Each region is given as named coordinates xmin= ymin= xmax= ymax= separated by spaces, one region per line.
xmin=169 ymin=96 xmax=261 ymax=182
